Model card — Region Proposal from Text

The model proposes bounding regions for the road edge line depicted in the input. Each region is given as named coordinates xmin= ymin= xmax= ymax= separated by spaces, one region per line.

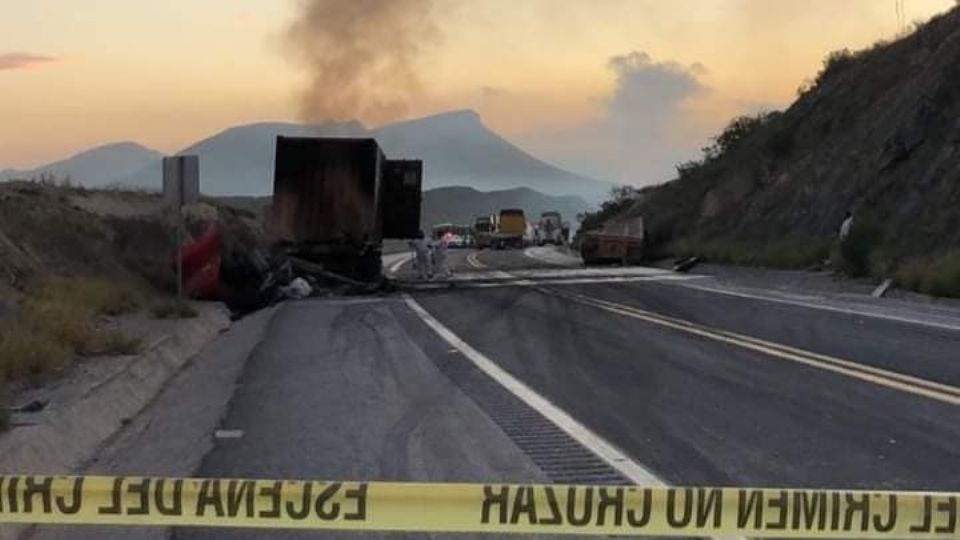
xmin=402 ymin=294 xmax=665 ymax=486
xmin=674 ymin=281 xmax=960 ymax=333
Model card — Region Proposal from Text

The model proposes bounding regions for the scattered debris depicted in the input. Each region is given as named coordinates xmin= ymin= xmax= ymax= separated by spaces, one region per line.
xmin=872 ymin=278 xmax=895 ymax=298
xmin=673 ymin=256 xmax=702 ymax=273
xmin=280 ymin=277 xmax=312 ymax=300
xmin=11 ymin=398 xmax=49 ymax=414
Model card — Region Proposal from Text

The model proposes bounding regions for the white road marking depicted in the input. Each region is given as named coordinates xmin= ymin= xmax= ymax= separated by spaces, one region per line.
xmin=466 ymin=252 xmax=487 ymax=269
xmin=673 ymin=281 xmax=960 ymax=333
xmin=399 ymin=274 xmax=702 ymax=291
xmin=403 ymin=294 xmax=664 ymax=486
xmin=385 ymin=253 xmax=414 ymax=275
xmin=523 ymin=246 xmax=582 ymax=267
xmin=214 ymin=429 xmax=244 ymax=440
xmin=543 ymin=287 xmax=960 ymax=407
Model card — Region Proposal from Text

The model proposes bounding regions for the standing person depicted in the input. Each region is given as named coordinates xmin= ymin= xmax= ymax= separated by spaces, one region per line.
xmin=434 ymin=231 xmax=454 ymax=278
xmin=411 ymin=230 xmax=432 ymax=280
xmin=839 ymin=210 xmax=854 ymax=240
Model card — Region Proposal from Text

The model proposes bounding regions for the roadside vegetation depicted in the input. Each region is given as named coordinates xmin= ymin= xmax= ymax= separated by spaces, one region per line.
xmin=894 ymin=251 xmax=960 ymax=297
xmin=671 ymin=237 xmax=831 ymax=270
xmin=0 ymin=277 xmax=145 ymax=385
xmin=582 ymin=10 xmax=960 ymax=299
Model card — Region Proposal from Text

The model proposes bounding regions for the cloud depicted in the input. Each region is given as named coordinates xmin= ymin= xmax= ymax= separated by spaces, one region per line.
xmin=480 ymin=86 xmax=507 ymax=98
xmin=603 ymin=51 xmax=708 ymax=152
xmin=519 ymin=50 xmax=713 ymax=186
xmin=0 ymin=52 xmax=57 ymax=70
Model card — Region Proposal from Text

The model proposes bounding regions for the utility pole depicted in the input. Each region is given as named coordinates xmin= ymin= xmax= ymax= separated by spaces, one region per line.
xmin=163 ymin=156 xmax=200 ymax=302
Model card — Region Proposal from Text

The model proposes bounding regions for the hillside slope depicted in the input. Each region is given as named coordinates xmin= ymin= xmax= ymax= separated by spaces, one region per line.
xmin=616 ymin=7 xmax=960 ymax=276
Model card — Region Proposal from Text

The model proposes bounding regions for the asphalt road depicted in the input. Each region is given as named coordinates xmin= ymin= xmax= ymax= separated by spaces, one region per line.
xmin=61 ymin=246 xmax=958 ymax=539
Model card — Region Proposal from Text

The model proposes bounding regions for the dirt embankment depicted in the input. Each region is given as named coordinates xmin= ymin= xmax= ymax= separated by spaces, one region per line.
xmin=0 ymin=182 xmax=265 ymax=410
xmin=0 ymin=182 xmax=262 ymax=294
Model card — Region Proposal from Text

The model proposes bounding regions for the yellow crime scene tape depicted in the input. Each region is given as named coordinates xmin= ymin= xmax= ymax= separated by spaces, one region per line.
xmin=0 ymin=475 xmax=958 ymax=538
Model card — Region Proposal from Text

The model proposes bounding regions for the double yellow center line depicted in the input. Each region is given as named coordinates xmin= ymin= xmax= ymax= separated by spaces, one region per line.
xmin=539 ymin=286 xmax=960 ymax=407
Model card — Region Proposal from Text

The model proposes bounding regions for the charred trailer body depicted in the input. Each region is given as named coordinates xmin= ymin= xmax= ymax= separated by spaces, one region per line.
xmin=271 ymin=137 xmax=422 ymax=282
xmin=381 ymin=159 xmax=423 ymax=240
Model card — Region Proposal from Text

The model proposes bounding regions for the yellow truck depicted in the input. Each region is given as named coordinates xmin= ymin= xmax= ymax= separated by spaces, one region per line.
xmin=493 ymin=209 xmax=526 ymax=249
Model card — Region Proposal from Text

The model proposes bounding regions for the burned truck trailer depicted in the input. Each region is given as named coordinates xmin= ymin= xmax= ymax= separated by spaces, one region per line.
xmin=270 ymin=137 xmax=422 ymax=282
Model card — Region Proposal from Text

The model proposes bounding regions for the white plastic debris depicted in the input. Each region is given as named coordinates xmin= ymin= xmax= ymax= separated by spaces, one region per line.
xmin=282 ymin=277 xmax=313 ymax=299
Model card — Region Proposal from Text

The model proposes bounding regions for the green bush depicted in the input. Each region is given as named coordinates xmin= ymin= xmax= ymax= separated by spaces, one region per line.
xmin=895 ymin=251 xmax=960 ymax=297
xmin=671 ymin=236 xmax=831 ymax=269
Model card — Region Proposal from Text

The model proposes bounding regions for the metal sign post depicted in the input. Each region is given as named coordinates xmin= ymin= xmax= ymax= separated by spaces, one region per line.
xmin=162 ymin=156 xmax=200 ymax=301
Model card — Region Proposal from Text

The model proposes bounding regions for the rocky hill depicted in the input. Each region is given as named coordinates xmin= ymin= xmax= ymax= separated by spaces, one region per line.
xmin=603 ymin=7 xmax=960 ymax=292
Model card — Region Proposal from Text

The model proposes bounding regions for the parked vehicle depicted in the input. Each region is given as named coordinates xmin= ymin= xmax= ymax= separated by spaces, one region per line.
xmin=474 ymin=215 xmax=497 ymax=249
xmin=580 ymin=215 xmax=645 ymax=265
xmin=493 ymin=209 xmax=526 ymax=249
xmin=270 ymin=137 xmax=422 ymax=282
xmin=537 ymin=211 xmax=564 ymax=245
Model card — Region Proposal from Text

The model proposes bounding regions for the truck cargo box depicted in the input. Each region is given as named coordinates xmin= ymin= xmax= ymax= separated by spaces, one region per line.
xmin=271 ymin=137 xmax=384 ymax=246
xmin=381 ymin=159 xmax=422 ymax=239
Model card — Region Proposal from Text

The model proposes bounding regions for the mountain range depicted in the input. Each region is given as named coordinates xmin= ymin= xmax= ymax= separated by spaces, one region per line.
xmin=2 ymin=110 xmax=611 ymax=203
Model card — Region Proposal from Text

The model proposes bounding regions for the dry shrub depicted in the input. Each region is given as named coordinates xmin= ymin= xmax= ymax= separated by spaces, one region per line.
xmin=0 ymin=321 xmax=72 ymax=383
xmin=895 ymin=251 xmax=960 ymax=297
xmin=151 ymin=300 xmax=198 ymax=320
xmin=32 ymin=277 xmax=144 ymax=316
xmin=87 ymin=329 xmax=143 ymax=356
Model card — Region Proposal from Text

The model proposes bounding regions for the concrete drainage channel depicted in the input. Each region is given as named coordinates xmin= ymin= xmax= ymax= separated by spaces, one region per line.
xmin=471 ymin=385 xmax=628 ymax=485
xmin=395 ymin=302 xmax=629 ymax=486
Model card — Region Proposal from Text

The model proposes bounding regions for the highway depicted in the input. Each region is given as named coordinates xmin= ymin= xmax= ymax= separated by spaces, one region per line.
xmin=27 ymin=247 xmax=959 ymax=540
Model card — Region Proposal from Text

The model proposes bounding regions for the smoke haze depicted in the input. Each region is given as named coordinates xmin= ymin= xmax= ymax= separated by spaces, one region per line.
xmin=285 ymin=0 xmax=438 ymax=126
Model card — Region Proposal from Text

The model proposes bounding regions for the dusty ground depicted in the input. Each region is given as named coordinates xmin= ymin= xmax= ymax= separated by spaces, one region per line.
xmin=0 ymin=182 xmax=263 ymax=295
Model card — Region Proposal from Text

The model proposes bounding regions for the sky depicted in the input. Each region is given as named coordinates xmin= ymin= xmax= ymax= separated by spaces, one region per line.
xmin=1 ymin=0 xmax=955 ymax=186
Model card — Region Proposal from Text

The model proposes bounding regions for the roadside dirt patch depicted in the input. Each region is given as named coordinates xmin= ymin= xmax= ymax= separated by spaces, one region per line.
xmin=0 ymin=181 xmax=264 ymax=293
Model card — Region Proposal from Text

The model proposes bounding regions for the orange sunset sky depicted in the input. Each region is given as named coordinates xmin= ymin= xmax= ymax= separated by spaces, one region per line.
xmin=1 ymin=0 xmax=955 ymax=185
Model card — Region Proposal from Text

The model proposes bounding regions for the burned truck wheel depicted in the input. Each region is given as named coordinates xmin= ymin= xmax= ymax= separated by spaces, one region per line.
xmin=358 ymin=249 xmax=383 ymax=283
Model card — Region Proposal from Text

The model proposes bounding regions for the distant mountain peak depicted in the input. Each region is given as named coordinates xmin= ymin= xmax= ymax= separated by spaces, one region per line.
xmin=379 ymin=109 xmax=484 ymax=132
